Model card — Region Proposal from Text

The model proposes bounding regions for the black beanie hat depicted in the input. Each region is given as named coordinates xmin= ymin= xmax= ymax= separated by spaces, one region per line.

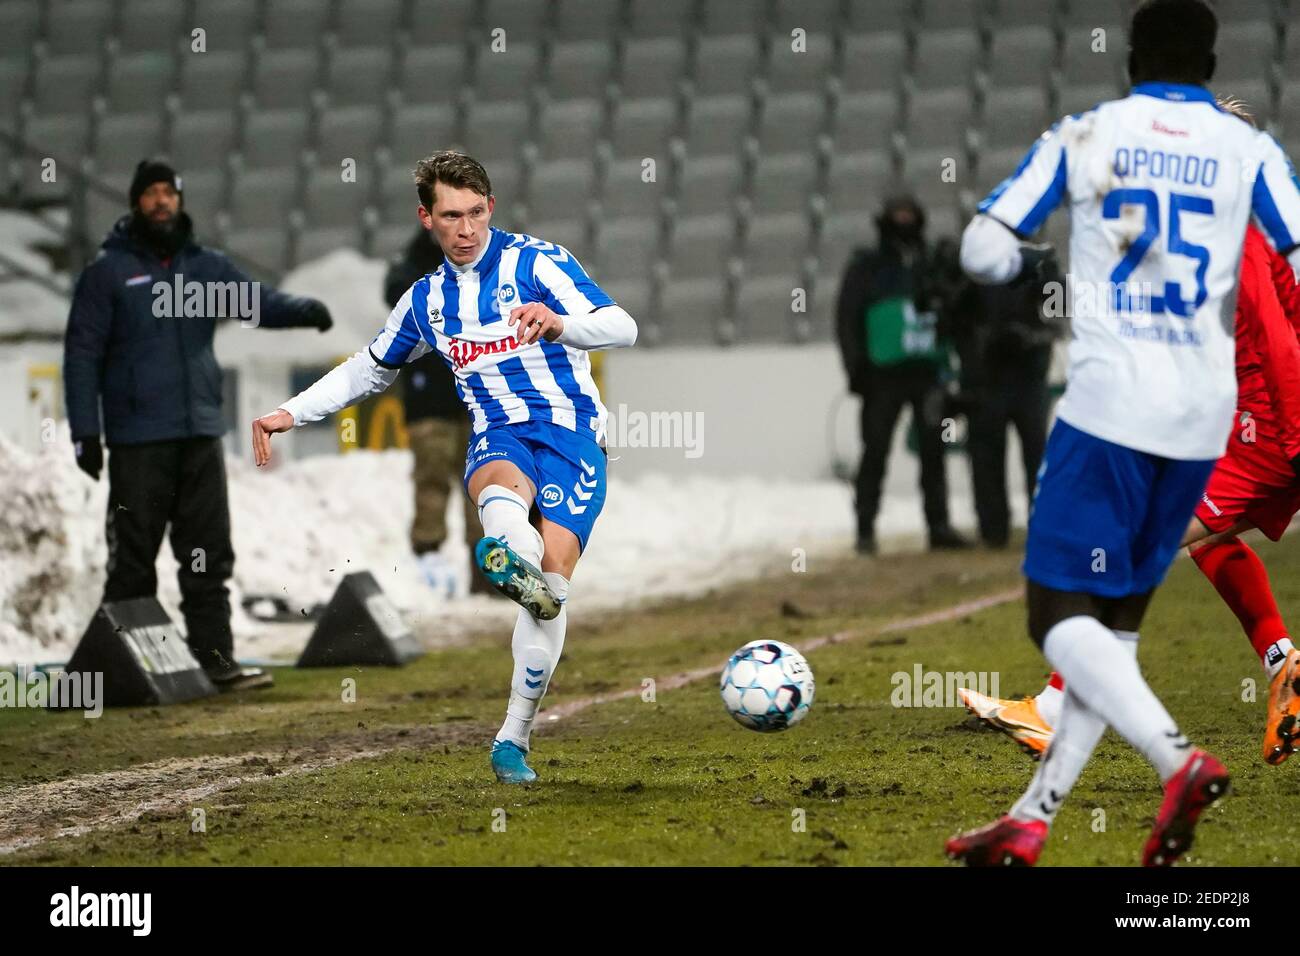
xmin=129 ymin=159 xmax=182 ymax=208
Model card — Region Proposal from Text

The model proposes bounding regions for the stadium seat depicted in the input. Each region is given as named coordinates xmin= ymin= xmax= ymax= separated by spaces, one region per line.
xmin=926 ymin=203 xmax=961 ymax=242
xmin=682 ymin=94 xmax=754 ymax=157
xmin=1058 ymin=82 xmax=1120 ymax=117
xmin=749 ymin=153 xmax=817 ymax=216
xmin=912 ymin=30 xmax=981 ymax=92
xmin=772 ymin=0 xmax=842 ymax=35
xmin=45 ymin=0 xmax=112 ymax=56
xmin=391 ymin=103 xmax=460 ymax=164
xmin=228 ymin=168 xmax=298 ymax=229
xmin=407 ymin=0 xmax=479 ymax=46
xmin=176 ymin=168 xmax=227 ymax=227
xmin=1061 ymin=0 xmax=1126 ymax=30
xmin=844 ymin=0 xmax=913 ymax=32
xmin=765 ymin=34 xmax=834 ymax=95
xmin=975 ymin=146 xmax=1026 ymax=196
xmin=0 ymin=59 xmax=27 ymax=119
xmin=33 ymin=54 xmax=102 ymax=116
xmin=916 ymin=0 xmax=983 ymax=30
xmin=225 ymin=227 xmax=291 ymax=273
xmin=462 ymin=100 xmax=530 ymax=162
xmin=528 ymin=159 xmax=597 ymax=222
xmin=743 ymin=212 xmax=811 ymax=275
xmin=1277 ymin=82 xmax=1300 ymax=140
xmin=987 ymin=27 xmax=1056 ymax=91
xmin=737 ymin=275 xmax=804 ymax=342
xmin=609 ymin=97 xmax=678 ymax=160
xmin=546 ymin=40 xmax=615 ymax=100
xmin=982 ymin=87 xmax=1051 ymax=151
xmin=334 ymin=0 xmax=404 ymax=48
xmin=85 ymin=185 xmax=126 ymax=241
xmin=600 ymin=157 xmax=668 ymax=217
xmin=1222 ymin=80 xmax=1272 ymax=130
xmin=700 ymin=0 xmax=768 ymax=36
xmin=627 ymin=0 xmax=696 ymax=38
xmin=756 ymin=93 xmax=827 ymax=155
xmin=240 ymin=109 xmax=311 ymax=170
xmin=831 ymin=92 xmax=900 ymax=153
xmin=602 ymin=276 xmax=652 ymax=323
xmin=691 ymin=35 xmax=762 ymax=98
xmin=818 ymin=212 xmax=875 ymax=278
xmin=483 ymin=0 xmax=552 ymax=40
xmin=524 ymin=218 xmax=587 ymax=254
xmin=263 ymin=0 xmax=334 ymax=50
xmin=107 ymin=52 xmax=177 ymax=113
xmin=990 ymin=0 xmax=1059 ymax=29
xmin=316 ymin=107 xmax=384 ymax=165
xmin=826 ymin=150 xmax=895 ymax=213
xmin=1285 ymin=29 xmax=1300 ymax=85
xmin=1060 ymin=26 xmax=1126 ymax=87
xmin=840 ymin=32 xmax=907 ymax=95
xmin=0 ymin=1 xmax=41 ymax=59
xmin=903 ymin=88 xmax=974 ymax=151
xmin=324 ymin=47 xmax=393 ymax=108
xmin=94 ymin=113 xmax=166 ymax=175
xmin=899 ymin=147 xmax=965 ymax=209
xmin=621 ymin=38 xmax=688 ymax=99
xmin=674 ymin=153 xmax=745 ymax=217
xmin=380 ymin=163 xmax=420 ymax=223
xmin=535 ymin=98 xmax=605 ymax=162
xmin=400 ymin=44 xmax=470 ymax=105
xmin=373 ymin=222 xmax=413 ymax=259
xmin=660 ymin=276 xmax=728 ymax=343
xmin=252 ymin=48 xmax=321 ymax=110
xmin=1215 ymin=23 xmax=1277 ymax=85
xmin=178 ymin=50 xmax=248 ymax=110
xmin=193 ymin=0 xmax=261 ymax=51
xmin=296 ymin=225 xmax=362 ymax=263
xmin=668 ymin=214 xmax=735 ymax=279
xmin=474 ymin=41 xmax=543 ymax=102
xmin=118 ymin=0 xmax=188 ymax=55
xmin=594 ymin=216 xmax=661 ymax=279
xmin=20 ymin=115 xmax=91 ymax=199
xmin=1212 ymin=0 xmax=1280 ymax=25
xmin=555 ymin=0 xmax=624 ymax=43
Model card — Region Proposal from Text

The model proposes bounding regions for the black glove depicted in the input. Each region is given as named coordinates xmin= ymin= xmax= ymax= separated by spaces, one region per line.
xmin=1012 ymin=243 xmax=1058 ymax=289
xmin=74 ymin=436 xmax=102 ymax=480
xmin=847 ymin=362 xmax=871 ymax=396
xmin=304 ymin=299 xmax=333 ymax=333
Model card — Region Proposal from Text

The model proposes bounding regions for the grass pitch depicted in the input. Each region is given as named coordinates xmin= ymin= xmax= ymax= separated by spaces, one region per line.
xmin=4 ymin=534 xmax=1298 ymax=866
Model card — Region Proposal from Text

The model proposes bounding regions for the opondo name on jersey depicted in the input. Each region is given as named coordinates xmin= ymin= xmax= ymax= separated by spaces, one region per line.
xmin=371 ymin=227 xmax=613 ymax=443
xmin=980 ymin=82 xmax=1300 ymax=461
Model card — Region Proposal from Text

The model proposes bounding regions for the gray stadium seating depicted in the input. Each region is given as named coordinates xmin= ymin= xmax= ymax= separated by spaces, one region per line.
xmin=107 ymin=53 xmax=177 ymax=113
xmin=528 ymin=158 xmax=597 ymax=221
xmin=547 ymin=40 xmax=615 ymax=99
xmin=621 ymin=38 xmax=688 ymax=99
xmin=178 ymin=50 xmax=248 ymax=111
xmin=692 ymin=35 xmax=762 ymax=97
xmin=675 ymin=154 xmax=745 ymax=217
xmin=683 ymin=94 xmax=754 ymax=156
xmin=193 ymin=0 xmax=261 ymax=51
xmin=119 ymin=0 xmax=188 ymax=55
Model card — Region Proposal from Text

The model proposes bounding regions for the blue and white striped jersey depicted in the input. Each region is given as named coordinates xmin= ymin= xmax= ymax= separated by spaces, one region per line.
xmin=371 ymin=227 xmax=616 ymax=443
xmin=977 ymin=81 xmax=1300 ymax=460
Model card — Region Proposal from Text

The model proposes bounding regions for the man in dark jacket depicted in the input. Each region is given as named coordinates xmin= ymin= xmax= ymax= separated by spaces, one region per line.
xmin=950 ymin=250 xmax=1062 ymax=547
xmin=836 ymin=195 xmax=970 ymax=555
xmin=63 ymin=159 xmax=332 ymax=690
xmin=383 ymin=226 xmax=492 ymax=596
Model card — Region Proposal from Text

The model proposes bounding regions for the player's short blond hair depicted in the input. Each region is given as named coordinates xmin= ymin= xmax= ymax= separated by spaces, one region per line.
xmin=413 ymin=150 xmax=493 ymax=211
xmin=1217 ymin=96 xmax=1258 ymax=129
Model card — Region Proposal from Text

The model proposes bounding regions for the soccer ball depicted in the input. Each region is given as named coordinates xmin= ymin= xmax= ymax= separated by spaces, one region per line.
xmin=719 ymin=640 xmax=815 ymax=732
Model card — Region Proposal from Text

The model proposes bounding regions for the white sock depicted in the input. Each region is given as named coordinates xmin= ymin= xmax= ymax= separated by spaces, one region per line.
xmin=1264 ymin=637 xmax=1295 ymax=678
xmin=1034 ymin=683 xmax=1064 ymax=727
xmin=497 ymin=571 xmax=569 ymax=749
xmin=477 ymin=484 xmax=543 ymax=566
xmin=1044 ymin=616 xmax=1190 ymax=782
xmin=1011 ymin=689 xmax=1107 ymax=824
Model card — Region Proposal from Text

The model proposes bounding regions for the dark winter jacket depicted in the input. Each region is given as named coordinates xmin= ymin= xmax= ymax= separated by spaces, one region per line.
xmin=383 ymin=227 xmax=462 ymax=422
xmin=64 ymin=214 xmax=328 ymax=446
xmin=835 ymin=236 xmax=961 ymax=395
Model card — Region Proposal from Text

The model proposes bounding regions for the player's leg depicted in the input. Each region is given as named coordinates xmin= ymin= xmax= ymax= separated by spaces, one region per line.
xmin=854 ymin=375 xmax=906 ymax=553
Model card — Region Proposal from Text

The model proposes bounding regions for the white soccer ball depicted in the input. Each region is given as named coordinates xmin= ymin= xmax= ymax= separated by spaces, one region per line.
xmin=719 ymin=640 xmax=815 ymax=732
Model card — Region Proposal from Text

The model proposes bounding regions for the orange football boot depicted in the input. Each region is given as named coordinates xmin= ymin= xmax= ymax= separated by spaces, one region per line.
xmin=959 ymin=688 xmax=1053 ymax=760
xmin=1263 ymin=649 xmax=1300 ymax=765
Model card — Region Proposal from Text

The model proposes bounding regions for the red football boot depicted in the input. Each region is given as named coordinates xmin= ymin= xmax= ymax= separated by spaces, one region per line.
xmin=1142 ymin=750 xmax=1231 ymax=867
xmin=946 ymin=815 xmax=1048 ymax=866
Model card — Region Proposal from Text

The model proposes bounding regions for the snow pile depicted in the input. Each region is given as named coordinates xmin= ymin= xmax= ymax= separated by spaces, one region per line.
xmin=0 ymin=210 xmax=71 ymax=338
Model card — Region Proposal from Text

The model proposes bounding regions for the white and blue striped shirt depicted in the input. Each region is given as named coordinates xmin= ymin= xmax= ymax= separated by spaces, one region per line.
xmin=371 ymin=227 xmax=617 ymax=443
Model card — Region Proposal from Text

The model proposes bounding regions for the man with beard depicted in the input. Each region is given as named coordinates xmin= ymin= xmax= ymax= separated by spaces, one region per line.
xmin=836 ymin=194 xmax=970 ymax=555
xmin=63 ymin=159 xmax=333 ymax=690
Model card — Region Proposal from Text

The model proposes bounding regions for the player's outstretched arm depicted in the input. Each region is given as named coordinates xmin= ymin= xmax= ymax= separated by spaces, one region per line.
xmin=251 ymin=348 xmax=400 ymax=466
xmin=960 ymin=215 xmax=1024 ymax=285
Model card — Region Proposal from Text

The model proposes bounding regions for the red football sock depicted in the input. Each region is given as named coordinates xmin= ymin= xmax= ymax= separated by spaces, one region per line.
xmin=1190 ymin=537 xmax=1289 ymax=665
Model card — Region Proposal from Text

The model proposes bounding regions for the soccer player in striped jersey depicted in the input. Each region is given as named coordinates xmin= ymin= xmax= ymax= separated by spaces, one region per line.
xmin=947 ymin=0 xmax=1300 ymax=866
xmin=251 ymin=151 xmax=637 ymax=783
